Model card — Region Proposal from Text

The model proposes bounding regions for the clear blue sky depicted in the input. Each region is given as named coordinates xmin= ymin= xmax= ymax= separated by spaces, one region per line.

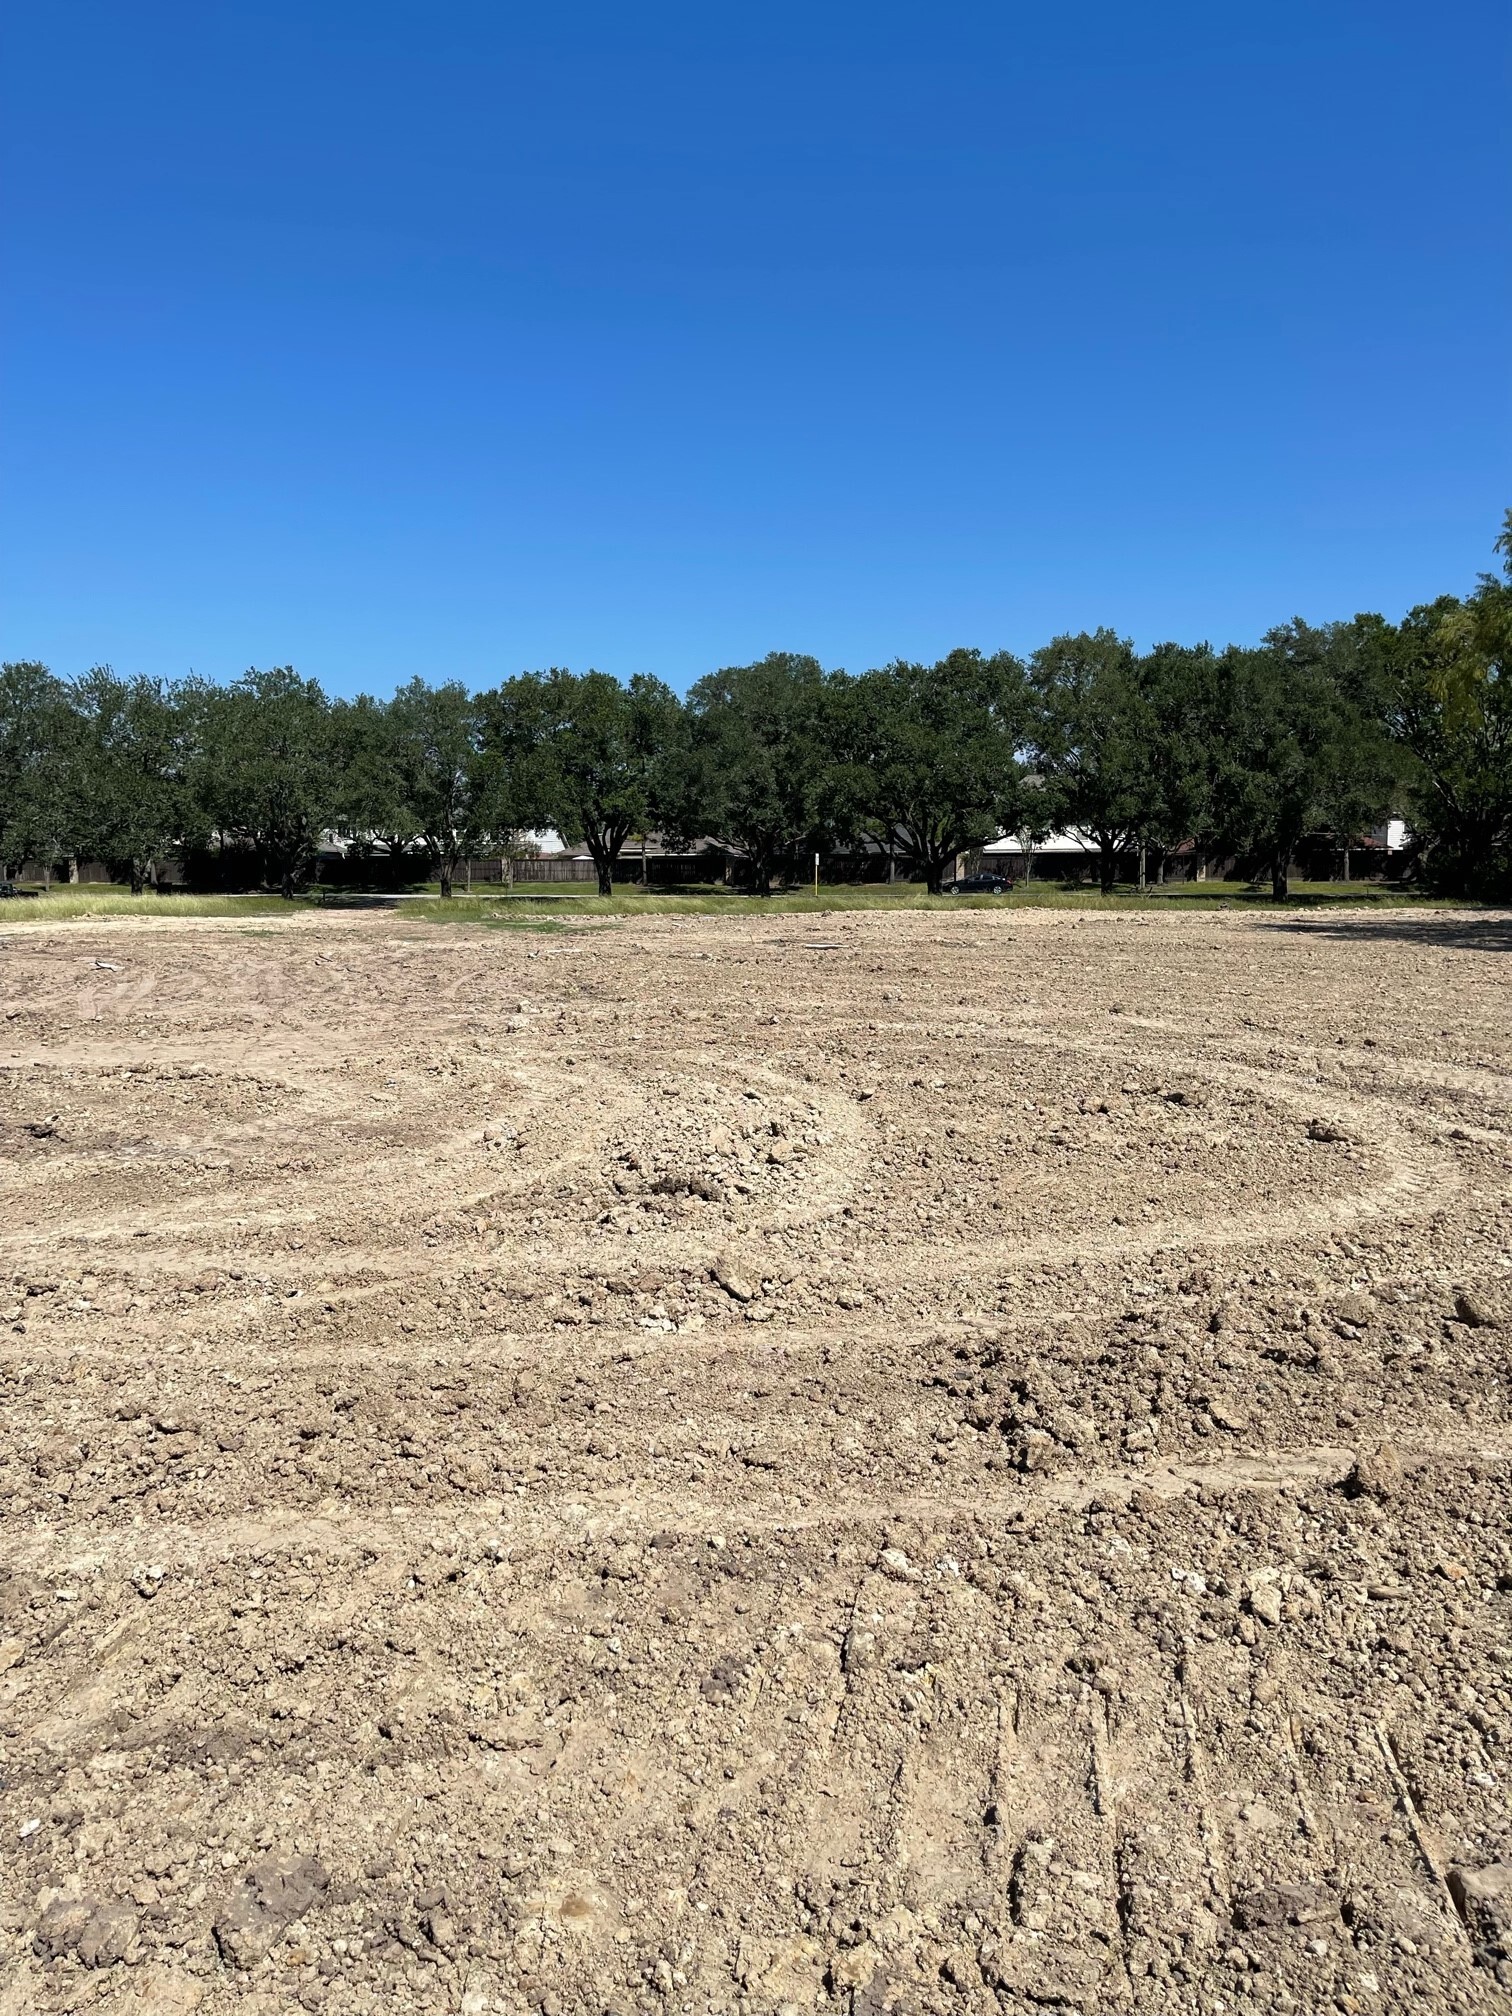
xmin=3 ymin=1 xmax=1508 ymax=697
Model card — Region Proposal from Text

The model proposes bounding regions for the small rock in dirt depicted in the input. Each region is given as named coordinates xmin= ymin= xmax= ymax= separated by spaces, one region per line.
xmin=214 ymin=1853 xmax=330 ymax=1968
xmin=1345 ymin=1441 xmax=1404 ymax=1502
xmin=1051 ymin=1406 xmax=1096 ymax=1451
xmin=712 ymin=1256 xmax=756 ymax=1302
xmin=699 ymin=1653 xmax=745 ymax=1704
xmin=422 ymin=1909 xmax=457 ymax=1954
xmin=1233 ymin=1882 xmax=1334 ymax=1932
xmin=1248 ymin=1585 xmax=1283 ymax=1629
xmin=1334 ymin=1291 xmax=1377 ymax=1328
xmin=1015 ymin=1427 xmax=1059 ymax=1473
xmin=78 ymin=1902 xmax=138 ymax=1968
xmin=35 ymin=1895 xmax=138 ymax=1968
xmin=842 ymin=1627 xmax=878 ymax=1674
xmin=1306 ymin=1117 xmax=1350 ymax=1144
xmin=35 ymin=1894 xmax=99 ymax=1959
xmin=1454 ymin=1289 xmax=1500 ymax=1329
xmin=1447 ymin=1865 xmax=1512 ymax=1968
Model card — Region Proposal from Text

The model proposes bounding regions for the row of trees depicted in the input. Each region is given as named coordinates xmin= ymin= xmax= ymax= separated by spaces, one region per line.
xmin=3 ymin=512 xmax=1509 ymax=899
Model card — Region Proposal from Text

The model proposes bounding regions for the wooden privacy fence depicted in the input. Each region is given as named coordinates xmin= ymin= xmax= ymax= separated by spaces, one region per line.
xmin=461 ymin=854 xmax=720 ymax=885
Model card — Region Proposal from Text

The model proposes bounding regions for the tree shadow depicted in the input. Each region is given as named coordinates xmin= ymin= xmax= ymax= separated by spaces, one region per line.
xmin=1268 ymin=911 xmax=1512 ymax=953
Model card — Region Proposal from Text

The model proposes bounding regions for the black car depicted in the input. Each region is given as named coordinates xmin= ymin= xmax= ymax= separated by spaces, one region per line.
xmin=942 ymin=872 xmax=1014 ymax=895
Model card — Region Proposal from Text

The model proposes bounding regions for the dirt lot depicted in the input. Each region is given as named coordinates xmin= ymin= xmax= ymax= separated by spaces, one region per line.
xmin=1 ymin=904 xmax=1510 ymax=2015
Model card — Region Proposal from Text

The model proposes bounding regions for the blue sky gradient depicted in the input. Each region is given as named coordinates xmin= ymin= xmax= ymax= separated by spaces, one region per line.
xmin=3 ymin=1 xmax=1508 ymax=695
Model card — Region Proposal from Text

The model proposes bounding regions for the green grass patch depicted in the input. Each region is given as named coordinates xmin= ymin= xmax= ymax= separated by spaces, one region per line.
xmin=408 ymin=877 xmax=1456 ymax=923
xmin=0 ymin=887 xmax=308 ymax=924
xmin=2 ymin=877 xmax=1461 ymax=929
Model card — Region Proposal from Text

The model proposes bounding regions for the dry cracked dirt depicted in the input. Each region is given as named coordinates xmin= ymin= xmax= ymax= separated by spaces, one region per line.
xmin=2 ymin=902 xmax=1511 ymax=2016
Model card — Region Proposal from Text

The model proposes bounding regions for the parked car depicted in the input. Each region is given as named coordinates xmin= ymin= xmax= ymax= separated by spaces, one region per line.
xmin=942 ymin=872 xmax=1014 ymax=895
xmin=0 ymin=882 xmax=19 ymax=899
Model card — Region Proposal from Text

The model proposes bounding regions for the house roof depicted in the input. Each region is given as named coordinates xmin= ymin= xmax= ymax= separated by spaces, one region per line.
xmin=983 ymin=828 xmax=1103 ymax=856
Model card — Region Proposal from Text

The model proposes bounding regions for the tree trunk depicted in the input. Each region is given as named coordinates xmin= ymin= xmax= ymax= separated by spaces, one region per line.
xmin=596 ymin=860 xmax=613 ymax=898
xmin=439 ymin=866 xmax=453 ymax=899
xmin=1271 ymin=856 xmax=1289 ymax=902
xmin=1342 ymin=844 xmax=1351 ymax=882
xmin=281 ymin=868 xmax=296 ymax=899
xmin=1100 ymin=841 xmax=1116 ymax=895
xmin=130 ymin=865 xmax=145 ymax=896
xmin=1138 ymin=843 xmax=1147 ymax=891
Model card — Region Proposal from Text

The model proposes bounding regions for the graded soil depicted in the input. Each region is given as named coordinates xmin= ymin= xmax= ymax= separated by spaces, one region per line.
xmin=1 ymin=904 xmax=1510 ymax=2014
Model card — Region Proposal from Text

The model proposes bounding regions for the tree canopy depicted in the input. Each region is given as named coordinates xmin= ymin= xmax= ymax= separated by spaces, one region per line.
xmin=0 ymin=661 xmax=77 ymax=882
xmin=681 ymin=655 xmax=836 ymax=895
xmin=484 ymin=669 xmax=681 ymax=896
xmin=192 ymin=667 xmax=338 ymax=897
xmin=835 ymin=650 xmax=1031 ymax=893
xmin=5 ymin=507 xmax=1512 ymax=900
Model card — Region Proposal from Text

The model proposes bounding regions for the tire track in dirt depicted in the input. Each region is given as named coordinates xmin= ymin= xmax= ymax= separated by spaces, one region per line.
xmin=7 ymin=1432 xmax=1505 ymax=1578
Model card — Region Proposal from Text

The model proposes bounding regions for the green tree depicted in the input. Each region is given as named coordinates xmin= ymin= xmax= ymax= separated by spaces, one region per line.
xmin=1206 ymin=622 xmax=1393 ymax=900
xmin=1028 ymin=629 xmax=1152 ymax=893
xmin=1385 ymin=512 xmax=1512 ymax=894
xmin=193 ymin=668 xmax=337 ymax=896
xmin=680 ymin=653 xmax=835 ymax=894
xmin=834 ymin=649 xmax=1030 ymax=892
xmin=0 ymin=661 xmax=80 ymax=881
xmin=481 ymin=670 xmax=681 ymax=897
xmin=332 ymin=694 xmax=411 ymax=873
xmin=384 ymin=678 xmax=494 ymax=897
xmin=1133 ymin=642 xmax=1221 ymax=881
xmin=70 ymin=667 xmax=190 ymax=892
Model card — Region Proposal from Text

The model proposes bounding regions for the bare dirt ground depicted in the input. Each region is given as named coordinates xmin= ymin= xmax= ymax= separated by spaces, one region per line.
xmin=1 ymin=903 xmax=1511 ymax=2016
